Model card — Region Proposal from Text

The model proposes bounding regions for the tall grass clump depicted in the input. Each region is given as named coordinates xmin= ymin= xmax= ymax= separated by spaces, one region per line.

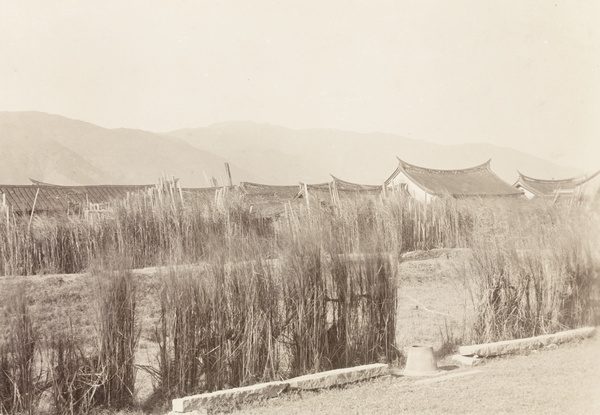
xmin=154 ymin=256 xmax=282 ymax=397
xmin=326 ymin=253 xmax=397 ymax=368
xmin=218 ymin=258 xmax=282 ymax=388
xmin=0 ymin=185 xmax=276 ymax=276
xmin=46 ymin=332 xmax=100 ymax=415
xmin=292 ymin=192 xmax=476 ymax=258
xmin=460 ymin=200 xmax=600 ymax=343
xmin=0 ymin=285 xmax=44 ymax=415
xmin=92 ymin=259 xmax=140 ymax=408
xmin=322 ymin=204 xmax=398 ymax=367
xmin=551 ymin=208 xmax=600 ymax=328
xmin=153 ymin=266 xmax=205 ymax=397
xmin=279 ymin=207 xmax=398 ymax=374
xmin=281 ymin=242 xmax=329 ymax=376
xmin=151 ymin=209 xmax=399 ymax=399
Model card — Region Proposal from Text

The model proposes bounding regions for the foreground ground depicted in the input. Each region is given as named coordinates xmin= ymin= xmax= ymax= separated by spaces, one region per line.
xmin=233 ymin=334 xmax=600 ymax=415
xmin=3 ymin=248 xmax=596 ymax=414
xmin=0 ymin=248 xmax=471 ymax=408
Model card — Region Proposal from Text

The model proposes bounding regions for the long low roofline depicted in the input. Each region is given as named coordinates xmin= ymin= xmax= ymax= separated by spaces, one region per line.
xmin=28 ymin=178 xmax=155 ymax=188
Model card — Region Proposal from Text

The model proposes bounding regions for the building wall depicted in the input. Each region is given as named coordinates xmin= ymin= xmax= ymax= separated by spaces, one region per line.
xmin=387 ymin=171 xmax=433 ymax=203
xmin=514 ymin=184 xmax=535 ymax=199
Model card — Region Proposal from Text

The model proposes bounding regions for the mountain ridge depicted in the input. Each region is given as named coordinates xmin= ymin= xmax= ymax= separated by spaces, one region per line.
xmin=166 ymin=121 xmax=583 ymax=185
xmin=0 ymin=111 xmax=585 ymax=187
xmin=0 ymin=112 xmax=256 ymax=186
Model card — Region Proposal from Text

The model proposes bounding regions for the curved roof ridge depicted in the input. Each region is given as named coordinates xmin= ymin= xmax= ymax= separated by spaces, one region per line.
xmin=330 ymin=174 xmax=382 ymax=188
xmin=29 ymin=178 xmax=64 ymax=186
xmin=575 ymin=169 xmax=600 ymax=186
xmin=396 ymin=157 xmax=492 ymax=174
xmin=516 ymin=171 xmax=584 ymax=184
xmin=389 ymin=157 xmax=521 ymax=197
xmin=384 ymin=163 xmax=403 ymax=187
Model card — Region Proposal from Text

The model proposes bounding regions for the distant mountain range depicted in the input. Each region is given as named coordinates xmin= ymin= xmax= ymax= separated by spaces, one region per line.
xmin=0 ymin=111 xmax=584 ymax=187
xmin=0 ymin=112 xmax=256 ymax=186
xmin=166 ymin=122 xmax=583 ymax=185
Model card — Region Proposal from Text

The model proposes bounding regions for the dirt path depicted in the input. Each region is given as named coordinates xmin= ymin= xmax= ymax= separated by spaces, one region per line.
xmin=233 ymin=334 xmax=600 ymax=415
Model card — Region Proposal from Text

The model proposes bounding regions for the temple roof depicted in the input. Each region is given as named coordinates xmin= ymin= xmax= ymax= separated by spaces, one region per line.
xmin=514 ymin=171 xmax=600 ymax=196
xmin=240 ymin=182 xmax=301 ymax=199
xmin=1 ymin=184 xmax=153 ymax=214
xmin=385 ymin=158 xmax=523 ymax=197
xmin=330 ymin=175 xmax=383 ymax=192
xmin=2 ymin=182 xmax=233 ymax=213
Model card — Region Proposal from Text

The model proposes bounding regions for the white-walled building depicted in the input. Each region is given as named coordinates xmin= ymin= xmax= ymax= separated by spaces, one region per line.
xmin=384 ymin=158 xmax=523 ymax=203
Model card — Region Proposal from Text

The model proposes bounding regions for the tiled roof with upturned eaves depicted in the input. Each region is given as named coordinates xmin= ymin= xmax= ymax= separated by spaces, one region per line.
xmin=330 ymin=175 xmax=383 ymax=193
xmin=513 ymin=171 xmax=600 ymax=197
xmin=385 ymin=158 xmax=523 ymax=197
xmin=1 ymin=184 xmax=153 ymax=214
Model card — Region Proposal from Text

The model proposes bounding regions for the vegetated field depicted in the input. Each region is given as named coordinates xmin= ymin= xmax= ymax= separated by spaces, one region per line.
xmin=0 ymin=248 xmax=468 ymax=407
xmin=0 ymin=187 xmax=599 ymax=414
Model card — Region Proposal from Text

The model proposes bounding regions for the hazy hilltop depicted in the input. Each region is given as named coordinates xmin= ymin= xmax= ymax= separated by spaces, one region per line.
xmin=0 ymin=112 xmax=254 ymax=186
xmin=0 ymin=112 xmax=583 ymax=187
xmin=167 ymin=121 xmax=583 ymax=185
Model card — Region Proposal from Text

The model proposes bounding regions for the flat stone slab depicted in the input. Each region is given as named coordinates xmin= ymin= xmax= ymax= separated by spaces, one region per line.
xmin=459 ymin=327 xmax=596 ymax=357
xmin=172 ymin=381 xmax=289 ymax=413
xmin=287 ymin=363 xmax=389 ymax=390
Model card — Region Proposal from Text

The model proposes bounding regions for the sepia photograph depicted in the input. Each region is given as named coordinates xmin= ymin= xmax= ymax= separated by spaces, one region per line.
xmin=0 ymin=1 xmax=599 ymax=414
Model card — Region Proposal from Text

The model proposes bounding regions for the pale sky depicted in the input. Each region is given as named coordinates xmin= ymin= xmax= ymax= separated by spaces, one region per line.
xmin=1 ymin=0 xmax=599 ymax=170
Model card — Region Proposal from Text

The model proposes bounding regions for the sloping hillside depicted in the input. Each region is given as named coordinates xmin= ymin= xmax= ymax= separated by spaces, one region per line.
xmin=0 ymin=112 xmax=255 ymax=186
xmin=167 ymin=121 xmax=582 ymax=185
xmin=0 ymin=112 xmax=582 ymax=187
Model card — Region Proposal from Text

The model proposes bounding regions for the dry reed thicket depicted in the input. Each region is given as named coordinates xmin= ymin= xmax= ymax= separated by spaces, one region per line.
xmin=459 ymin=198 xmax=600 ymax=343
xmin=1 ymin=262 xmax=140 ymax=414
xmin=0 ymin=286 xmax=42 ymax=414
xmin=0 ymin=185 xmax=598 ymax=414
xmin=151 ymin=196 xmax=400 ymax=400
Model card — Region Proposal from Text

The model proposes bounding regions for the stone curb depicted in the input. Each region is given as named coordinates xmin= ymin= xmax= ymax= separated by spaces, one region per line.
xmin=286 ymin=363 xmax=389 ymax=390
xmin=172 ymin=381 xmax=289 ymax=413
xmin=171 ymin=363 xmax=389 ymax=413
xmin=459 ymin=326 xmax=596 ymax=357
